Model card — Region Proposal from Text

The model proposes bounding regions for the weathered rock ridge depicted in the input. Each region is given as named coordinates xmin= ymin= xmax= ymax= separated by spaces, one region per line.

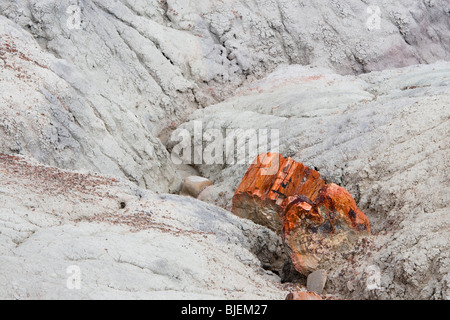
xmin=0 ymin=154 xmax=287 ymax=299
xmin=1 ymin=0 xmax=449 ymax=194
xmin=0 ymin=0 xmax=449 ymax=300
xmin=181 ymin=62 xmax=450 ymax=299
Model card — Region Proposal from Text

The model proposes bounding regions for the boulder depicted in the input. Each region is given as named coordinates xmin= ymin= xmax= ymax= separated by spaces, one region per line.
xmin=180 ymin=176 xmax=213 ymax=198
xmin=232 ymin=153 xmax=371 ymax=275
xmin=307 ymin=269 xmax=328 ymax=295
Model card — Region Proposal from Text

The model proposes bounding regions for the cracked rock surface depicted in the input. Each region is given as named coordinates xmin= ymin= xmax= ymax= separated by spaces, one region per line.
xmin=0 ymin=154 xmax=287 ymax=299
xmin=1 ymin=0 xmax=449 ymax=193
xmin=181 ymin=62 xmax=450 ymax=299
xmin=0 ymin=0 xmax=449 ymax=300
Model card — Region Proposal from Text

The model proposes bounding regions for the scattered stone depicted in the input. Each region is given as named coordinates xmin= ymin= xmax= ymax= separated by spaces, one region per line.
xmin=307 ymin=269 xmax=328 ymax=294
xmin=232 ymin=153 xmax=371 ymax=275
xmin=180 ymin=176 xmax=213 ymax=198
xmin=286 ymin=291 xmax=323 ymax=300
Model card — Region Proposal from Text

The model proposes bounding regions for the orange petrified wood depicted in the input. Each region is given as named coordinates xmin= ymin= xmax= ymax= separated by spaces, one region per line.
xmin=232 ymin=153 xmax=326 ymax=233
xmin=285 ymin=291 xmax=324 ymax=300
xmin=232 ymin=153 xmax=370 ymax=275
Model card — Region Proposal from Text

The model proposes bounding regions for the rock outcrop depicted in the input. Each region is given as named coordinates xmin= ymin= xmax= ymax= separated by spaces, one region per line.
xmin=1 ymin=0 xmax=449 ymax=195
xmin=0 ymin=16 xmax=181 ymax=193
xmin=181 ymin=62 xmax=450 ymax=299
xmin=232 ymin=153 xmax=370 ymax=275
xmin=0 ymin=153 xmax=287 ymax=299
xmin=0 ymin=0 xmax=449 ymax=300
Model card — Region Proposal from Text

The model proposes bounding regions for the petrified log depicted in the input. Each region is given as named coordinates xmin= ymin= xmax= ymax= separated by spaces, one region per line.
xmin=232 ymin=153 xmax=370 ymax=275
xmin=232 ymin=153 xmax=325 ymax=233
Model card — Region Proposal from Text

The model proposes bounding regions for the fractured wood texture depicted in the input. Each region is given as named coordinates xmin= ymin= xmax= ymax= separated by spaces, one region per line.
xmin=232 ymin=153 xmax=371 ymax=275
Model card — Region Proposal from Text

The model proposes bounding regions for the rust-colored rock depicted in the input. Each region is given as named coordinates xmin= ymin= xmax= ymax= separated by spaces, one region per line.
xmin=232 ymin=153 xmax=325 ymax=233
xmin=285 ymin=291 xmax=324 ymax=300
xmin=232 ymin=153 xmax=370 ymax=275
